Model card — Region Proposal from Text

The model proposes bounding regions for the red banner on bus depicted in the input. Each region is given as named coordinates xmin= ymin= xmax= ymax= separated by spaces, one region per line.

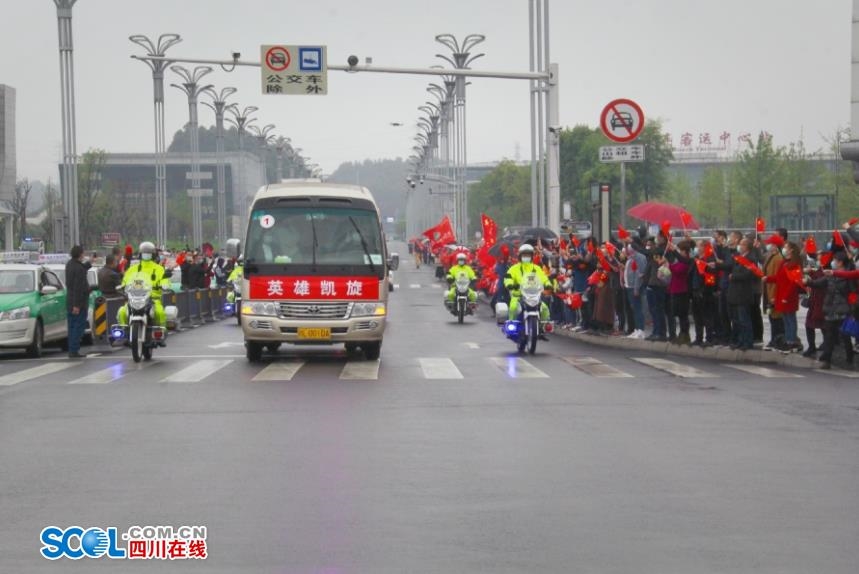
xmin=249 ymin=276 xmax=380 ymax=300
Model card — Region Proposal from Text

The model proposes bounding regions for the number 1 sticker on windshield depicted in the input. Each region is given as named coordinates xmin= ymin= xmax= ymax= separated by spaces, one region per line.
xmin=259 ymin=214 xmax=276 ymax=229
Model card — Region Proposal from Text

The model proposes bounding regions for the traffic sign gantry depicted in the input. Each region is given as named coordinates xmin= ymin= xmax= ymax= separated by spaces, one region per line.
xmin=260 ymin=45 xmax=327 ymax=95
xmin=600 ymin=98 xmax=644 ymax=143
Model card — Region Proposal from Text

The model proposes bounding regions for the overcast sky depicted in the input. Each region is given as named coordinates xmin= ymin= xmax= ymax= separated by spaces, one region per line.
xmin=0 ymin=0 xmax=853 ymax=182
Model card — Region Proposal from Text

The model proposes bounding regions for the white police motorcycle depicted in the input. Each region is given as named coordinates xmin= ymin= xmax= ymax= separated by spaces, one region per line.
xmin=495 ymin=272 xmax=552 ymax=354
xmin=110 ymin=275 xmax=169 ymax=363
xmin=445 ymin=270 xmax=476 ymax=324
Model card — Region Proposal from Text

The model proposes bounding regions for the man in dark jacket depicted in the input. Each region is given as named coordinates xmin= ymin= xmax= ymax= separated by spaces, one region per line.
xmin=714 ymin=237 xmax=756 ymax=351
xmin=97 ymin=254 xmax=122 ymax=297
xmin=65 ymin=245 xmax=91 ymax=358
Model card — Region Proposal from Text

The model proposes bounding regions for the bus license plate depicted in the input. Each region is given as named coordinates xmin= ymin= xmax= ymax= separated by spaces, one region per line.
xmin=298 ymin=327 xmax=331 ymax=340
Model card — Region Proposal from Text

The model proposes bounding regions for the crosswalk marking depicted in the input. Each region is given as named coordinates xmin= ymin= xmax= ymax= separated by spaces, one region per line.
xmin=68 ymin=362 xmax=149 ymax=385
xmin=465 ymin=342 xmax=480 ymax=350
xmin=161 ymin=359 xmax=233 ymax=383
xmin=0 ymin=362 xmax=76 ymax=386
xmin=560 ymin=356 xmax=634 ymax=378
xmin=490 ymin=357 xmax=550 ymax=378
xmin=339 ymin=360 xmax=380 ymax=380
xmin=418 ymin=358 xmax=463 ymax=379
xmin=725 ymin=364 xmax=804 ymax=378
xmin=252 ymin=361 xmax=305 ymax=381
xmin=814 ymin=367 xmax=859 ymax=378
xmin=429 ymin=284 xmax=442 ymax=289
xmin=633 ymin=357 xmax=717 ymax=378
xmin=409 ymin=284 xmax=421 ymax=289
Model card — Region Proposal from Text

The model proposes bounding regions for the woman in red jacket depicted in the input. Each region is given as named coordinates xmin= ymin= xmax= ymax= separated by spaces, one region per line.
xmin=764 ymin=241 xmax=804 ymax=352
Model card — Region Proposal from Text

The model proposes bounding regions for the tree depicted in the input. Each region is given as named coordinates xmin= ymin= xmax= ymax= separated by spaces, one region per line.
xmin=77 ymin=149 xmax=109 ymax=248
xmin=467 ymin=160 xmax=531 ymax=228
xmin=734 ymin=132 xmax=784 ymax=224
xmin=40 ymin=179 xmax=61 ymax=250
xmin=8 ymin=178 xmax=32 ymax=244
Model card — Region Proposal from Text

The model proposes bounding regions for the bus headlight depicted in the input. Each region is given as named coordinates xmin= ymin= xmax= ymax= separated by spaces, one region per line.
xmin=243 ymin=302 xmax=279 ymax=316
xmin=351 ymin=302 xmax=386 ymax=317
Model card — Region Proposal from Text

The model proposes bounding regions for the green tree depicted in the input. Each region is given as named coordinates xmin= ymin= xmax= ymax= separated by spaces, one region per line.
xmin=77 ymin=149 xmax=109 ymax=248
xmin=734 ymin=132 xmax=784 ymax=224
xmin=467 ymin=160 xmax=531 ymax=228
xmin=7 ymin=178 xmax=32 ymax=244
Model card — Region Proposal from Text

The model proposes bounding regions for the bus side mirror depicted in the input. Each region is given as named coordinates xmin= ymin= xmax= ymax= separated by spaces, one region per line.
xmin=388 ymin=253 xmax=399 ymax=271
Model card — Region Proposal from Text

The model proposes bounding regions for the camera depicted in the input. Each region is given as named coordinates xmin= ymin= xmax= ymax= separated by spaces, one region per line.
xmin=347 ymin=55 xmax=359 ymax=68
xmin=232 ymin=52 xmax=241 ymax=61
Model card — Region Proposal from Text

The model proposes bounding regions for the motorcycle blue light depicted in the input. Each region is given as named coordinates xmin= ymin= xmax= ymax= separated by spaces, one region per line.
xmin=111 ymin=328 xmax=124 ymax=339
xmin=504 ymin=321 xmax=520 ymax=335
xmin=223 ymin=303 xmax=234 ymax=312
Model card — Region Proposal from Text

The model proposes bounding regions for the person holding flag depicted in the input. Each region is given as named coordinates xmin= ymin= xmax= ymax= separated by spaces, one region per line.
xmin=711 ymin=237 xmax=757 ymax=351
xmin=762 ymin=235 xmax=786 ymax=350
xmin=763 ymin=241 xmax=805 ymax=352
xmin=806 ymin=251 xmax=856 ymax=369
xmin=690 ymin=239 xmax=718 ymax=347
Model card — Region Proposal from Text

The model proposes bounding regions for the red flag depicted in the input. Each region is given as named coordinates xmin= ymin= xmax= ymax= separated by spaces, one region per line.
xmin=586 ymin=240 xmax=594 ymax=254
xmin=500 ymin=243 xmax=510 ymax=258
xmin=850 ymin=217 xmax=859 ymax=226
xmin=820 ymin=252 xmax=833 ymax=268
xmin=604 ymin=242 xmax=617 ymax=257
xmin=480 ymin=213 xmax=497 ymax=247
xmin=660 ymin=220 xmax=671 ymax=238
xmin=734 ymin=255 xmax=764 ymax=278
xmin=804 ymin=236 xmax=818 ymax=255
xmin=755 ymin=217 xmax=766 ymax=233
xmin=833 ymin=230 xmax=846 ymax=249
xmin=785 ymin=265 xmax=804 ymax=287
xmin=849 ymin=292 xmax=859 ymax=306
xmin=695 ymin=259 xmax=707 ymax=275
xmin=596 ymin=250 xmax=612 ymax=272
xmin=630 ymin=259 xmax=638 ymax=271
xmin=618 ymin=224 xmax=630 ymax=240
xmin=587 ymin=271 xmax=607 ymax=286
xmin=569 ymin=292 xmax=583 ymax=309
xmin=571 ymin=236 xmax=580 ymax=249
xmin=702 ymin=242 xmax=714 ymax=259
xmin=559 ymin=239 xmax=568 ymax=251
xmin=422 ymin=216 xmax=456 ymax=248
xmin=679 ymin=210 xmax=694 ymax=228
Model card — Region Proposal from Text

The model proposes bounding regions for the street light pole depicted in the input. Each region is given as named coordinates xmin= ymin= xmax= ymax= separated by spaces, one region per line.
xmin=171 ymin=65 xmax=213 ymax=250
xmin=248 ymin=123 xmax=276 ymax=189
xmin=436 ymin=34 xmax=485 ymax=243
xmin=130 ymin=33 xmax=182 ymax=249
xmin=226 ymin=105 xmax=257 ymax=228
xmin=203 ymin=86 xmax=237 ymax=248
xmin=53 ymin=0 xmax=80 ymax=250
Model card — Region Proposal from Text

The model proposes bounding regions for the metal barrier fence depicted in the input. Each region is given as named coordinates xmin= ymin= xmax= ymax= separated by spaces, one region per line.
xmin=94 ymin=287 xmax=230 ymax=343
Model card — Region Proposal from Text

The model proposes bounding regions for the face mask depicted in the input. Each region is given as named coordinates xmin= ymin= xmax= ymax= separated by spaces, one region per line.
xmin=142 ymin=253 xmax=152 ymax=261
xmin=736 ymin=245 xmax=742 ymax=253
xmin=521 ymin=256 xmax=532 ymax=264
xmin=692 ymin=247 xmax=699 ymax=257
xmin=781 ymin=248 xmax=789 ymax=258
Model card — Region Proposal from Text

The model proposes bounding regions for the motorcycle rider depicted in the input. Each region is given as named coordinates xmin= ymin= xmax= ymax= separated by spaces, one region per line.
xmin=504 ymin=243 xmax=552 ymax=323
xmin=445 ymin=252 xmax=478 ymax=307
xmin=117 ymin=241 xmax=170 ymax=334
xmin=226 ymin=255 xmax=244 ymax=305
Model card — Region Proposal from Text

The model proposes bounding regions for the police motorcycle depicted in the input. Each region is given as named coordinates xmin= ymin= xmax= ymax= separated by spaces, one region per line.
xmin=225 ymin=279 xmax=242 ymax=325
xmin=110 ymin=271 xmax=176 ymax=363
xmin=495 ymin=271 xmax=553 ymax=354
xmin=445 ymin=269 xmax=477 ymax=324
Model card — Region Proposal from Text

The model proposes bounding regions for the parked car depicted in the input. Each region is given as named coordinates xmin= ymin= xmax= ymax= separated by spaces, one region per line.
xmin=0 ymin=264 xmax=68 ymax=357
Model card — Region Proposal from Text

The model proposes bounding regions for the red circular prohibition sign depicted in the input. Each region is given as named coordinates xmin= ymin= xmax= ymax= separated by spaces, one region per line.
xmin=600 ymin=98 xmax=645 ymax=143
xmin=265 ymin=46 xmax=291 ymax=72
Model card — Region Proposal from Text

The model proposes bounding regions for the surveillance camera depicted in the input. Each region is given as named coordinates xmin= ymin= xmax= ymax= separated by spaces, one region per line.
xmin=232 ymin=52 xmax=241 ymax=61
xmin=548 ymin=126 xmax=561 ymax=133
xmin=347 ymin=55 xmax=359 ymax=68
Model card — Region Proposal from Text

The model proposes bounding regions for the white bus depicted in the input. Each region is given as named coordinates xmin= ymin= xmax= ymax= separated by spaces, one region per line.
xmin=240 ymin=181 xmax=397 ymax=362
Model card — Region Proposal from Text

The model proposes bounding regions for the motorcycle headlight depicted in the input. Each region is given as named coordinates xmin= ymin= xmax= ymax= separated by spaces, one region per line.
xmin=243 ymin=301 xmax=279 ymax=316
xmin=351 ymin=302 xmax=386 ymax=317
xmin=0 ymin=306 xmax=30 ymax=321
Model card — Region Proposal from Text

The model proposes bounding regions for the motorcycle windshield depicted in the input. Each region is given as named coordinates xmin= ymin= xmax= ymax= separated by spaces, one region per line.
xmin=455 ymin=274 xmax=470 ymax=290
xmin=125 ymin=275 xmax=153 ymax=300
xmin=521 ymin=274 xmax=543 ymax=304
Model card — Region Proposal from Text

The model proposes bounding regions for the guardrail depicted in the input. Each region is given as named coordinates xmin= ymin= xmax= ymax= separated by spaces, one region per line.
xmin=94 ymin=287 xmax=231 ymax=344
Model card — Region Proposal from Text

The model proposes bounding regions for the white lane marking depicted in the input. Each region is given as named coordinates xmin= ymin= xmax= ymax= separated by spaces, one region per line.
xmin=815 ymin=367 xmax=859 ymax=378
xmin=207 ymin=342 xmax=244 ymax=349
xmin=393 ymin=284 xmax=400 ymax=289
xmin=0 ymin=362 xmax=76 ymax=386
xmin=68 ymin=362 xmax=149 ymax=385
xmin=465 ymin=342 xmax=480 ymax=350
xmin=490 ymin=357 xmax=550 ymax=378
xmin=560 ymin=356 xmax=634 ymax=378
xmin=409 ymin=284 xmax=422 ymax=289
xmin=339 ymin=360 xmax=380 ymax=380
xmin=252 ymin=361 xmax=305 ymax=381
xmin=632 ymin=357 xmax=717 ymax=378
xmin=161 ymin=359 xmax=233 ymax=383
xmin=725 ymin=364 xmax=804 ymax=378
xmin=429 ymin=284 xmax=442 ymax=289
xmin=418 ymin=358 xmax=463 ymax=379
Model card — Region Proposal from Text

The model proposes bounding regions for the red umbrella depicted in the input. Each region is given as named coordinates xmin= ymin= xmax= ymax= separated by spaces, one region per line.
xmin=627 ymin=201 xmax=701 ymax=230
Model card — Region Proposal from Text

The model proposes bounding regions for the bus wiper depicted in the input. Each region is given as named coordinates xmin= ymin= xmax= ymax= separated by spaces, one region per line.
xmin=310 ymin=215 xmax=319 ymax=271
xmin=348 ymin=216 xmax=377 ymax=275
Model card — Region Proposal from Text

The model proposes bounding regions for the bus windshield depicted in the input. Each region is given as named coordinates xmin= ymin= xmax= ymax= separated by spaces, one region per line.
xmin=245 ymin=206 xmax=384 ymax=274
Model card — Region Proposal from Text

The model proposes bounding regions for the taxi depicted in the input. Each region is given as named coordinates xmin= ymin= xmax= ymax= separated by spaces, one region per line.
xmin=0 ymin=264 xmax=68 ymax=357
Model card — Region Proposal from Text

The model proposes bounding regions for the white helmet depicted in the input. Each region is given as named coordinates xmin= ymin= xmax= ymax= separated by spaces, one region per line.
xmin=456 ymin=252 xmax=467 ymax=262
xmin=518 ymin=244 xmax=535 ymax=256
xmin=139 ymin=241 xmax=156 ymax=255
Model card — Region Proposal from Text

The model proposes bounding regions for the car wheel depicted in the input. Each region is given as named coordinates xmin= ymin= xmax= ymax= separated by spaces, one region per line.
xmin=362 ymin=341 xmax=381 ymax=361
xmin=26 ymin=321 xmax=44 ymax=359
xmin=246 ymin=341 xmax=263 ymax=362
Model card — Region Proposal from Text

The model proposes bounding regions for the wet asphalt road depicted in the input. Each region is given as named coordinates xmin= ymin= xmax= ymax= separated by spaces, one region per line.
xmin=1 ymin=242 xmax=859 ymax=573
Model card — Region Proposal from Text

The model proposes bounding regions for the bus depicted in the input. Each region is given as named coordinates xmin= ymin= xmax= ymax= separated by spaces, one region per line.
xmin=240 ymin=181 xmax=397 ymax=362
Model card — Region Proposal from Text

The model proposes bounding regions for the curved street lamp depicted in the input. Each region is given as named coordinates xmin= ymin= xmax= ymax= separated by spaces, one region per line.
xmin=203 ymin=86 xmax=237 ymax=246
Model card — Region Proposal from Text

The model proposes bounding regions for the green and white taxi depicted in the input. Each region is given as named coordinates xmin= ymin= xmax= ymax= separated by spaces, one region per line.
xmin=0 ymin=264 xmax=68 ymax=357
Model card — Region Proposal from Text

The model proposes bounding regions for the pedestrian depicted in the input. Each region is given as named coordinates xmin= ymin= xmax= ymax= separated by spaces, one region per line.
xmin=97 ymin=254 xmax=122 ymax=297
xmin=802 ymin=254 xmax=826 ymax=358
xmin=65 ymin=245 xmax=91 ymax=358
xmin=762 ymin=234 xmax=786 ymax=349
xmin=714 ymin=237 xmax=756 ymax=351
xmin=623 ymin=239 xmax=647 ymax=338
xmin=644 ymin=246 xmax=669 ymax=341
xmin=118 ymin=244 xmax=134 ymax=275
xmin=747 ymin=233 xmax=765 ymax=344
xmin=806 ymin=251 xmax=856 ymax=369
xmin=690 ymin=239 xmax=717 ymax=346
xmin=666 ymin=239 xmax=692 ymax=345
xmin=764 ymin=241 xmax=804 ymax=352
